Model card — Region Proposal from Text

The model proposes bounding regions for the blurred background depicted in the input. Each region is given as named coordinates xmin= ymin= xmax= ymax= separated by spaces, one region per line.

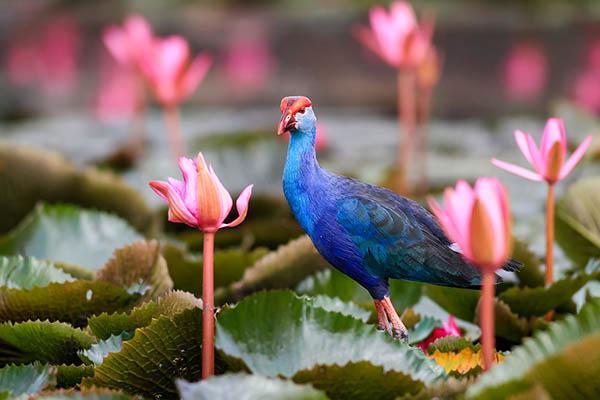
xmin=2 ymin=0 xmax=600 ymax=261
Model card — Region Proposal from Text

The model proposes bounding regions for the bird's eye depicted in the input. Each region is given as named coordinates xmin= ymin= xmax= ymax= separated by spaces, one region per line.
xmin=299 ymin=108 xmax=306 ymax=114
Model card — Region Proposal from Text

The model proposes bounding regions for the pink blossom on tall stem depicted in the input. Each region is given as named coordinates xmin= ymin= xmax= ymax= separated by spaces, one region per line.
xmin=501 ymin=42 xmax=548 ymax=101
xmin=149 ymin=153 xmax=253 ymax=379
xmin=491 ymin=118 xmax=592 ymax=286
xmin=353 ymin=1 xmax=434 ymax=194
xmin=428 ymin=178 xmax=512 ymax=371
xmin=143 ymin=36 xmax=212 ymax=157
xmin=417 ymin=315 xmax=461 ymax=353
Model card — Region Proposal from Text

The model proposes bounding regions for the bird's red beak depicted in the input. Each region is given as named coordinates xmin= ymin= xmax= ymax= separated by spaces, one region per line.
xmin=277 ymin=112 xmax=295 ymax=135
xmin=277 ymin=96 xmax=312 ymax=135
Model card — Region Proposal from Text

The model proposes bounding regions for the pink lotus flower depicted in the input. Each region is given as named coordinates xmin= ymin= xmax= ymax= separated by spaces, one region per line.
xmin=149 ymin=153 xmax=253 ymax=232
xmin=223 ymin=37 xmax=274 ymax=92
xmin=573 ymin=68 xmax=600 ymax=115
xmin=501 ymin=42 xmax=548 ymax=101
xmin=5 ymin=17 xmax=80 ymax=96
xmin=102 ymin=14 xmax=153 ymax=71
xmin=491 ymin=118 xmax=592 ymax=184
xmin=417 ymin=315 xmax=461 ymax=353
xmin=142 ymin=36 xmax=212 ymax=107
xmin=428 ymin=178 xmax=512 ymax=271
xmin=354 ymin=1 xmax=433 ymax=68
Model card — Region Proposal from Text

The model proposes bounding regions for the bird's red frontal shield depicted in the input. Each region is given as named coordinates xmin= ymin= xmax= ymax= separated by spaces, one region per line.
xmin=277 ymin=96 xmax=312 ymax=135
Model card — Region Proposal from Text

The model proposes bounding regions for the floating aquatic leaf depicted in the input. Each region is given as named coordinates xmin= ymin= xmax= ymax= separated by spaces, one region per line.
xmin=0 ymin=320 xmax=94 ymax=366
xmin=0 ymin=280 xmax=140 ymax=327
xmin=0 ymin=362 xmax=49 ymax=395
xmin=177 ymin=373 xmax=328 ymax=400
xmin=0 ymin=255 xmax=74 ymax=289
xmin=87 ymin=290 xmax=202 ymax=340
xmin=0 ymin=204 xmax=143 ymax=271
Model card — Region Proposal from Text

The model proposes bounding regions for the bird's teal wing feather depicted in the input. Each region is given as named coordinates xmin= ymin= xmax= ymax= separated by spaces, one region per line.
xmin=336 ymin=196 xmax=484 ymax=287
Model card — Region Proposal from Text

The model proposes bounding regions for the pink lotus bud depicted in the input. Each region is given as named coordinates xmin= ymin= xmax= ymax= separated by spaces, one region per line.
xmin=149 ymin=153 xmax=253 ymax=232
xmin=428 ymin=178 xmax=512 ymax=271
xmin=491 ymin=118 xmax=592 ymax=184
xmin=353 ymin=1 xmax=433 ymax=69
xmin=142 ymin=36 xmax=212 ymax=107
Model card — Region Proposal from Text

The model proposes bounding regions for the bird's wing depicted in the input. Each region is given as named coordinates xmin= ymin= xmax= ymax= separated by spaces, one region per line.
xmin=336 ymin=195 xmax=484 ymax=287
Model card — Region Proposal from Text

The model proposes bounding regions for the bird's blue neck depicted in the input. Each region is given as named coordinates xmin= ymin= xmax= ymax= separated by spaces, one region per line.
xmin=282 ymin=127 xmax=322 ymax=234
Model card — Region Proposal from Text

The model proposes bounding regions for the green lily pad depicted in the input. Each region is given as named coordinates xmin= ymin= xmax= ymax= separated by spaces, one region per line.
xmin=0 ymin=362 xmax=49 ymax=395
xmin=214 ymin=235 xmax=331 ymax=304
xmin=511 ymin=239 xmax=545 ymax=289
xmin=0 ymin=320 xmax=94 ymax=366
xmin=79 ymin=332 xmax=134 ymax=366
xmin=467 ymin=300 xmax=600 ymax=399
xmin=87 ymin=290 xmax=202 ymax=340
xmin=56 ymin=365 xmax=95 ymax=389
xmin=293 ymin=361 xmax=424 ymax=400
xmin=0 ymin=144 xmax=156 ymax=235
xmin=33 ymin=388 xmax=134 ymax=400
xmin=95 ymin=241 xmax=172 ymax=302
xmin=162 ymin=243 xmax=268 ymax=298
xmin=215 ymin=290 xmax=446 ymax=390
xmin=423 ymin=285 xmax=480 ymax=322
xmin=0 ymin=256 xmax=74 ymax=289
xmin=0 ymin=203 xmax=143 ymax=271
xmin=296 ymin=268 xmax=423 ymax=314
xmin=312 ymin=295 xmax=371 ymax=322
xmin=0 ymin=280 xmax=140 ymax=327
xmin=555 ymin=177 xmax=600 ymax=268
xmin=426 ymin=336 xmax=480 ymax=355
xmin=176 ymin=373 xmax=328 ymax=400
xmin=498 ymin=270 xmax=598 ymax=318
xmin=83 ymin=307 xmax=228 ymax=399
xmin=408 ymin=316 xmax=443 ymax=346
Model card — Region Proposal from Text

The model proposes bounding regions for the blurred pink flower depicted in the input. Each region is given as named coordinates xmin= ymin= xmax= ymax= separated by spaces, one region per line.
xmin=142 ymin=36 xmax=212 ymax=107
xmin=501 ymin=42 xmax=548 ymax=101
xmin=94 ymin=54 xmax=143 ymax=122
xmin=428 ymin=178 xmax=512 ymax=271
xmin=417 ymin=315 xmax=461 ymax=353
xmin=223 ymin=38 xmax=274 ymax=92
xmin=354 ymin=1 xmax=433 ymax=68
xmin=491 ymin=118 xmax=592 ymax=184
xmin=5 ymin=17 xmax=80 ymax=95
xmin=149 ymin=153 xmax=253 ymax=232
xmin=102 ymin=14 xmax=153 ymax=72
xmin=573 ymin=69 xmax=600 ymax=114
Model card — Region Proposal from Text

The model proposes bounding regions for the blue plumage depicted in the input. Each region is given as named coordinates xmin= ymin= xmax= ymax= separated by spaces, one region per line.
xmin=278 ymin=96 xmax=520 ymax=339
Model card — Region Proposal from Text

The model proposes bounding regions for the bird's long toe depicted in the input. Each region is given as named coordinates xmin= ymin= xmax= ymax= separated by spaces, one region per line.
xmin=393 ymin=326 xmax=409 ymax=342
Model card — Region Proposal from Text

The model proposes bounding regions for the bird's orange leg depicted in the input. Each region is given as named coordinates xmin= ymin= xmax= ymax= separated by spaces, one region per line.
xmin=381 ymin=296 xmax=408 ymax=341
xmin=374 ymin=299 xmax=392 ymax=335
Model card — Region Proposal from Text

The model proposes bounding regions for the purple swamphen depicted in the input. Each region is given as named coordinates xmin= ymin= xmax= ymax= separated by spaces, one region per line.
xmin=278 ymin=96 xmax=521 ymax=341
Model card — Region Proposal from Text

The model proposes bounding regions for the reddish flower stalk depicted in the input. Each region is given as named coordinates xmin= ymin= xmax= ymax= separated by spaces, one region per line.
xmin=492 ymin=118 xmax=592 ymax=286
xmin=428 ymin=178 xmax=512 ymax=371
xmin=353 ymin=1 xmax=434 ymax=193
xmin=142 ymin=35 xmax=212 ymax=158
xmin=150 ymin=153 xmax=253 ymax=378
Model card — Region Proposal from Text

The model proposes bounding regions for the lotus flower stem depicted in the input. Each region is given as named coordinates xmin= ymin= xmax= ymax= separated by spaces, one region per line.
xmin=202 ymin=231 xmax=215 ymax=379
xmin=481 ymin=269 xmax=495 ymax=371
xmin=545 ymin=183 xmax=555 ymax=285
xmin=397 ymin=68 xmax=417 ymax=193
xmin=163 ymin=105 xmax=185 ymax=158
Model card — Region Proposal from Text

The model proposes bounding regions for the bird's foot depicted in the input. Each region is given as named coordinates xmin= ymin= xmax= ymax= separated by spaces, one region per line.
xmin=392 ymin=326 xmax=409 ymax=342
xmin=377 ymin=321 xmax=393 ymax=336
